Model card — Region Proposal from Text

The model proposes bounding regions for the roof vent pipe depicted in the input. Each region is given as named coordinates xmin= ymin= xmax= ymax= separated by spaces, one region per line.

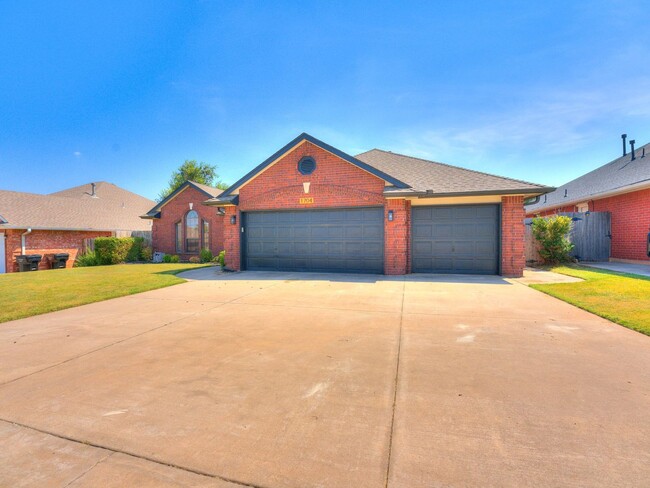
xmin=630 ymin=140 xmax=636 ymax=161
xmin=642 ymin=147 xmax=646 ymax=158
xmin=622 ymin=134 xmax=627 ymax=156
xmin=91 ymin=183 xmax=97 ymax=198
xmin=564 ymin=189 xmax=568 ymax=197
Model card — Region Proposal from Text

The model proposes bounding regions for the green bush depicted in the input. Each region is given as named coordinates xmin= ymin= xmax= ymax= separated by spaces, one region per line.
xmin=162 ymin=254 xmax=180 ymax=263
xmin=126 ymin=237 xmax=145 ymax=262
xmin=199 ymin=248 xmax=213 ymax=263
xmin=94 ymin=237 xmax=147 ymax=264
xmin=74 ymin=251 xmax=99 ymax=267
xmin=214 ymin=250 xmax=226 ymax=268
xmin=531 ymin=215 xmax=574 ymax=264
xmin=141 ymin=246 xmax=153 ymax=262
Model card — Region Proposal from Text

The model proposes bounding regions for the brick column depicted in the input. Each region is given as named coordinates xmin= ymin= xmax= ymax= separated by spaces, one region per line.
xmin=223 ymin=206 xmax=241 ymax=271
xmin=501 ymin=196 xmax=525 ymax=277
xmin=384 ymin=199 xmax=410 ymax=275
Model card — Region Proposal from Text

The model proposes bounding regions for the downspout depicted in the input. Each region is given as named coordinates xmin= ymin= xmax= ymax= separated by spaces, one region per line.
xmin=21 ymin=228 xmax=32 ymax=255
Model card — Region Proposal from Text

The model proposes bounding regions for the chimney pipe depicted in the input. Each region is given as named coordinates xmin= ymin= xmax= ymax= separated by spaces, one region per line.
xmin=621 ymin=134 xmax=627 ymax=156
xmin=90 ymin=182 xmax=97 ymax=198
xmin=630 ymin=140 xmax=636 ymax=161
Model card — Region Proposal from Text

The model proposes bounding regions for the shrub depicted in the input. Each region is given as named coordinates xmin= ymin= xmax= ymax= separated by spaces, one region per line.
xmin=189 ymin=256 xmax=201 ymax=263
xmin=94 ymin=237 xmax=145 ymax=265
xmin=74 ymin=251 xmax=99 ymax=267
xmin=213 ymin=250 xmax=226 ymax=268
xmin=199 ymin=248 xmax=213 ymax=263
xmin=141 ymin=246 xmax=153 ymax=262
xmin=126 ymin=237 xmax=145 ymax=262
xmin=162 ymin=254 xmax=180 ymax=263
xmin=531 ymin=215 xmax=574 ymax=264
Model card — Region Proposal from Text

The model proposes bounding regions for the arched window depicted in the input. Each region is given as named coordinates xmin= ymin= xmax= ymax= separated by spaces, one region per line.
xmin=185 ymin=210 xmax=199 ymax=253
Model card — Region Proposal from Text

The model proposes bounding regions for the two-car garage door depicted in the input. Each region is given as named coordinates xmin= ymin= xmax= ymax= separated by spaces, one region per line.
xmin=242 ymin=204 xmax=499 ymax=275
xmin=243 ymin=208 xmax=384 ymax=273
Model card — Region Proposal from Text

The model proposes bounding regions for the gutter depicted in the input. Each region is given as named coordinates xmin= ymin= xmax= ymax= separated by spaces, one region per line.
xmin=21 ymin=228 xmax=32 ymax=255
xmin=386 ymin=187 xmax=555 ymax=199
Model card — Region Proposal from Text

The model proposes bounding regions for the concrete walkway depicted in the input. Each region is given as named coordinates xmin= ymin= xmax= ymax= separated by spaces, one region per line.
xmin=1 ymin=270 xmax=649 ymax=487
xmin=582 ymin=261 xmax=650 ymax=278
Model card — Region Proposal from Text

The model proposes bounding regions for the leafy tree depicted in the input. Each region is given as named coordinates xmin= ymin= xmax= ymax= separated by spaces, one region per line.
xmin=531 ymin=215 xmax=574 ymax=264
xmin=158 ymin=160 xmax=228 ymax=201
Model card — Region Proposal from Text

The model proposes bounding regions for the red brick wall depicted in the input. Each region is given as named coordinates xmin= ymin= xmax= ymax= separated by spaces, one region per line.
xmin=501 ymin=196 xmax=526 ymax=277
xmin=152 ymin=186 xmax=225 ymax=260
xmin=384 ymin=199 xmax=410 ymax=275
xmin=238 ymin=141 xmax=385 ymax=211
xmin=222 ymin=206 xmax=241 ymax=271
xmin=592 ymin=188 xmax=650 ymax=261
xmin=527 ymin=204 xmax=579 ymax=218
xmin=3 ymin=229 xmax=112 ymax=272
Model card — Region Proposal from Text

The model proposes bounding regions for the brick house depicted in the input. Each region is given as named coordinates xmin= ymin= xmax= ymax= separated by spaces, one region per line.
xmin=526 ymin=137 xmax=650 ymax=263
xmin=197 ymin=133 xmax=551 ymax=277
xmin=0 ymin=182 xmax=154 ymax=273
xmin=141 ymin=181 xmax=224 ymax=261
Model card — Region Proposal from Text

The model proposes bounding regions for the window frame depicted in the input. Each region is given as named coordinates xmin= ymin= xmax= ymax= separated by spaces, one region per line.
xmin=185 ymin=210 xmax=200 ymax=254
xmin=202 ymin=219 xmax=210 ymax=252
xmin=174 ymin=221 xmax=183 ymax=253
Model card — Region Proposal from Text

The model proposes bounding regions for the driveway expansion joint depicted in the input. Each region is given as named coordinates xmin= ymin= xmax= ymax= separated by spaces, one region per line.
xmin=0 ymin=419 xmax=271 ymax=488
xmin=384 ymin=280 xmax=406 ymax=488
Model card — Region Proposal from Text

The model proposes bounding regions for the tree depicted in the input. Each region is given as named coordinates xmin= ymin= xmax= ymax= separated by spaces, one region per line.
xmin=158 ymin=160 xmax=228 ymax=201
xmin=531 ymin=215 xmax=574 ymax=264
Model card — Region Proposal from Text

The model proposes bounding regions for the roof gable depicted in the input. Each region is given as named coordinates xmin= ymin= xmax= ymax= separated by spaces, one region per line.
xmin=217 ymin=133 xmax=410 ymax=199
xmin=142 ymin=180 xmax=223 ymax=218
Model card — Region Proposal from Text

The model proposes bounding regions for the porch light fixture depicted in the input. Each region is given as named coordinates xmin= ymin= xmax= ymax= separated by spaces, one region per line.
xmin=387 ymin=210 xmax=394 ymax=221
xmin=230 ymin=215 xmax=237 ymax=225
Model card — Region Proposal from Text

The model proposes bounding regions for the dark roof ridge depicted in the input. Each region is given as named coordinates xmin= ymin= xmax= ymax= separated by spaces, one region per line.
xmin=359 ymin=148 xmax=546 ymax=189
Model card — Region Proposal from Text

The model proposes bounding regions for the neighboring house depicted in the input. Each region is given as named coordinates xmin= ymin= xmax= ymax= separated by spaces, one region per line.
xmin=141 ymin=181 xmax=224 ymax=261
xmin=0 ymin=182 xmax=154 ymax=273
xmin=526 ymin=137 xmax=650 ymax=262
xmin=198 ymin=133 xmax=551 ymax=277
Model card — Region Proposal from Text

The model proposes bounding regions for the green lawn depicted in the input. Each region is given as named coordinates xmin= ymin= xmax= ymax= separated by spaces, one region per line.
xmin=0 ymin=263 xmax=211 ymax=324
xmin=531 ymin=265 xmax=650 ymax=336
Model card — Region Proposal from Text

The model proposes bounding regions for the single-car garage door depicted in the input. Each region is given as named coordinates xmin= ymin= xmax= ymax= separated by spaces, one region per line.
xmin=412 ymin=204 xmax=499 ymax=274
xmin=243 ymin=208 xmax=384 ymax=273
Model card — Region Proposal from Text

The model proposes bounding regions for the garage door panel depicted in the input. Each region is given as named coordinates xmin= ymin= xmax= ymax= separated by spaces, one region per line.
xmin=412 ymin=204 xmax=499 ymax=275
xmin=244 ymin=208 xmax=384 ymax=273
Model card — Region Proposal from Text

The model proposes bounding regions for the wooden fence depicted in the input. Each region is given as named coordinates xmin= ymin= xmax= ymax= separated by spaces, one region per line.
xmin=525 ymin=212 xmax=611 ymax=263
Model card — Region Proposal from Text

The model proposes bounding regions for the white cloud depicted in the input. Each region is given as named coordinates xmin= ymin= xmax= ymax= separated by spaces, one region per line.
xmin=73 ymin=151 xmax=82 ymax=157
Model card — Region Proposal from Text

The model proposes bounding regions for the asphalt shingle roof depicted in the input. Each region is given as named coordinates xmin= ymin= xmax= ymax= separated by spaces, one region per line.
xmin=526 ymin=142 xmax=650 ymax=213
xmin=0 ymin=182 xmax=154 ymax=231
xmin=355 ymin=149 xmax=549 ymax=195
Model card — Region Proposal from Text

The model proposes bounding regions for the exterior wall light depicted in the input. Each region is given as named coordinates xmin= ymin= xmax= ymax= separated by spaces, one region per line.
xmin=230 ymin=215 xmax=237 ymax=225
xmin=387 ymin=210 xmax=394 ymax=221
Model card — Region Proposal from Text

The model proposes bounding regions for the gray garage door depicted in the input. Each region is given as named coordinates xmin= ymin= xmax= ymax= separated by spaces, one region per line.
xmin=243 ymin=208 xmax=384 ymax=273
xmin=412 ymin=205 xmax=499 ymax=274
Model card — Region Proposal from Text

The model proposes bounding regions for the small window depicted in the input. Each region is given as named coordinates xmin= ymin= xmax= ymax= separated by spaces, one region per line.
xmin=298 ymin=156 xmax=316 ymax=175
xmin=175 ymin=221 xmax=182 ymax=253
xmin=185 ymin=210 xmax=199 ymax=253
xmin=202 ymin=220 xmax=210 ymax=251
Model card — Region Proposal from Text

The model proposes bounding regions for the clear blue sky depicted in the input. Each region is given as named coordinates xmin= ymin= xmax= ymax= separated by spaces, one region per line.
xmin=1 ymin=1 xmax=649 ymax=200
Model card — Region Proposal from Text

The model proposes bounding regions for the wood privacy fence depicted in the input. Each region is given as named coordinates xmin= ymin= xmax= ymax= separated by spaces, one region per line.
xmin=525 ymin=212 xmax=611 ymax=263
xmin=83 ymin=231 xmax=152 ymax=254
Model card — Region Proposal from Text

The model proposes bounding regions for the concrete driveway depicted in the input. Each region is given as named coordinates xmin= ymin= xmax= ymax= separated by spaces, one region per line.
xmin=1 ymin=269 xmax=649 ymax=487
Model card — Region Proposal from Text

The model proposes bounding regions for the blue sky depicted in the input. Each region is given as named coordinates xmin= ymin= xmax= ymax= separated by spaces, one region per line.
xmin=1 ymin=1 xmax=649 ymax=200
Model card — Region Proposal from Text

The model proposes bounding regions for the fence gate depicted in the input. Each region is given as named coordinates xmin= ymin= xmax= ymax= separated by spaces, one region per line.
xmin=525 ymin=212 xmax=611 ymax=262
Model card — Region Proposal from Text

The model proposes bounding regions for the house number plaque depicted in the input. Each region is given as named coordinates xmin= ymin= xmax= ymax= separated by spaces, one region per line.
xmin=299 ymin=197 xmax=314 ymax=204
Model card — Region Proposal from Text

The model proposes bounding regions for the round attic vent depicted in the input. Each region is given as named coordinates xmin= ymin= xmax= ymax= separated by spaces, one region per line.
xmin=298 ymin=156 xmax=316 ymax=175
